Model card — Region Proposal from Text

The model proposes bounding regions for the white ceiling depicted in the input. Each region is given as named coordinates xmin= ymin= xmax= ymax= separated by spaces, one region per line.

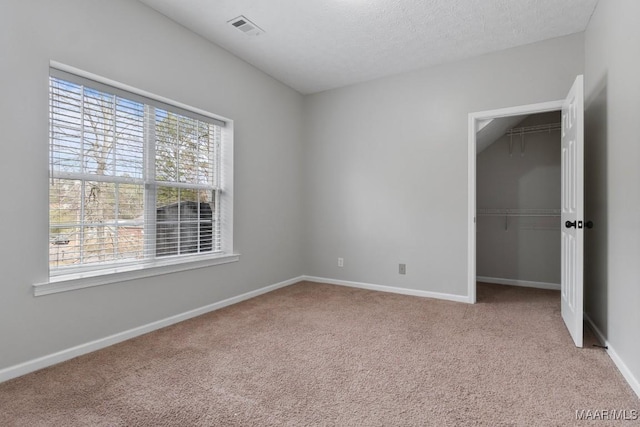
xmin=138 ymin=0 xmax=598 ymax=94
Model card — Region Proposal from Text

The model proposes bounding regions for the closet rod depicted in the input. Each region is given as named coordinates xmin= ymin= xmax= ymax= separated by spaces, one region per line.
xmin=476 ymin=209 xmax=560 ymax=217
xmin=506 ymin=122 xmax=561 ymax=137
xmin=477 ymin=209 xmax=560 ymax=231
xmin=477 ymin=213 xmax=560 ymax=217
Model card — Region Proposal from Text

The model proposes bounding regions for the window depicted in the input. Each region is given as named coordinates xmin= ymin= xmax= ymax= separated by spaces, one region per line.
xmin=48 ymin=66 xmax=233 ymax=283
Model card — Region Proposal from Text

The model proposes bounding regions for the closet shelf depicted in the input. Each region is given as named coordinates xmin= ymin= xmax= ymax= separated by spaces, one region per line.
xmin=477 ymin=209 xmax=560 ymax=217
xmin=506 ymin=123 xmax=561 ymax=137
xmin=505 ymin=122 xmax=561 ymax=156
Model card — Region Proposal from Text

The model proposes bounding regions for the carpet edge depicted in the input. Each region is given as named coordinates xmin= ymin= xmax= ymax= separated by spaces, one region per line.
xmin=585 ymin=314 xmax=640 ymax=399
xmin=0 ymin=275 xmax=304 ymax=384
xmin=301 ymin=275 xmax=470 ymax=303
xmin=476 ymin=276 xmax=561 ymax=291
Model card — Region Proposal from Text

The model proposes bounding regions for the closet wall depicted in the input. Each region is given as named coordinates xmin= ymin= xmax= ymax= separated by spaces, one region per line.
xmin=476 ymin=112 xmax=561 ymax=286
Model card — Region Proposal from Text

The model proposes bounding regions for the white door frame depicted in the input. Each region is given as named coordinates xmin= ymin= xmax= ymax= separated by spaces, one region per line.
xmin=467 ymin=100 xmax=564 ymax=303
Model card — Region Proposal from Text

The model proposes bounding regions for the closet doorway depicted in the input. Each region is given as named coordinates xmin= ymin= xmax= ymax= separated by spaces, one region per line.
xmin=467 ymin=76 xmax=585 ymax=347
xmin=475 ymin=111 xmax=562 ymax=291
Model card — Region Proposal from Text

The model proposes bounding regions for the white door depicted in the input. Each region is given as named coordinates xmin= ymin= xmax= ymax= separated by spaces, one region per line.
xmin=561 ymin=75 xmax=584 ymax=347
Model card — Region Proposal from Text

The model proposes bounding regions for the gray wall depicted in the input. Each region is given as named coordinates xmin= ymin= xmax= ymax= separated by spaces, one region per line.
xmin=476 ymin=112 xmax=561 ymax=285
xmin=584 ymin=0 xmax=640 ymax=391
xmin=0 ymin=0 xmax=304 ymax=370
xmin=303 ymin=34 xmax=583 ymax=296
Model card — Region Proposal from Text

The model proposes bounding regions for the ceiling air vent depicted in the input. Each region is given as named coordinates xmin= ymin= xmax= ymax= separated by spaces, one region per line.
xmin=228 ymin=16 xmax=265 ymax=37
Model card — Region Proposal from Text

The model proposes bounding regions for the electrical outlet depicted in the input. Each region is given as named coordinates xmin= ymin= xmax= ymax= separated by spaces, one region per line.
xmin=338 ymin=257 xmax=344 ymax=267
xmin=399 ymin=263 xmax=406 ymax=275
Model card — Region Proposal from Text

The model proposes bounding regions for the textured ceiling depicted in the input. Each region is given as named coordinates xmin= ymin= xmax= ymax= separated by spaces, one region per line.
xmin=138 ymin=0 xmax=598 ymax=94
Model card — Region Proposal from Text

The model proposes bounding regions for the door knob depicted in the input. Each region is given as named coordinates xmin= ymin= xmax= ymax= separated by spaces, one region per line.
xmin=566 ymin=220 xmax=592 ymax=229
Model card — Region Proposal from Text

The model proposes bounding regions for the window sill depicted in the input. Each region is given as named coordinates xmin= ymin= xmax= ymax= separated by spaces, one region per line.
xmin=33 ymin=253 xmax=240 ymax=296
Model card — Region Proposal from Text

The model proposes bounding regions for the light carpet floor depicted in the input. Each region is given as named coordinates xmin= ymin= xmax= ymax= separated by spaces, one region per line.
xmin=0 ymin=282 xmax=637 ymax=426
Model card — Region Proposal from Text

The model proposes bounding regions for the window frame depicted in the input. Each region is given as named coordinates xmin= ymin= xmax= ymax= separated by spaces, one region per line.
xmin=35 ymin=62 xmax=237 ymax=296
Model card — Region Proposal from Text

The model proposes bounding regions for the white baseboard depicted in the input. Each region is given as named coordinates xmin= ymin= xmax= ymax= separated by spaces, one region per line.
xmin=302 ymin=275 xmax=469 ymax=303
xmin=584 ymin=314 xmax=640 ymax=399
xmin=0 ymin=276 xmax=304 ymax=384
xmin=476 ymin=276 xmax=561 ymax=291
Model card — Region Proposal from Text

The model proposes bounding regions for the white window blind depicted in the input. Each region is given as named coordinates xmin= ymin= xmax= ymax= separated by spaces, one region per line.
xmin=49 ymin=69 xmax=225 ymax=275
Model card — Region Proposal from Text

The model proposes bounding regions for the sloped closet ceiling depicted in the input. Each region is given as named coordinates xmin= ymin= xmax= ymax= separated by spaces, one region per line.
xmin=477 ymin=115 xmax=529 ymax=154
